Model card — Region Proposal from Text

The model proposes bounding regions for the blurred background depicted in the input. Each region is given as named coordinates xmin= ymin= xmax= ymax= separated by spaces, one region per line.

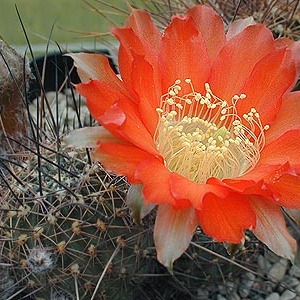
xmin=0 ymin=0 xmax=127 ymax=54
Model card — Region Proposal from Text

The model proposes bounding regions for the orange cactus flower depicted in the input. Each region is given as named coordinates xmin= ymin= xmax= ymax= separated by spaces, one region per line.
xmin=67 ymin=5 xmax=300 ymax=268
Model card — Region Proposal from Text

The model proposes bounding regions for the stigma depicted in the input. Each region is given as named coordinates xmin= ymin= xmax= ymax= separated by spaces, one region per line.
xmin=154 ymin=79 xmax=269 ymax=183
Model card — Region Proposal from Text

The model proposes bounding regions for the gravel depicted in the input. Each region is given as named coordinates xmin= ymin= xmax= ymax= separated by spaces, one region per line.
xmin=196 ymin=248 xmax=300 ymax=300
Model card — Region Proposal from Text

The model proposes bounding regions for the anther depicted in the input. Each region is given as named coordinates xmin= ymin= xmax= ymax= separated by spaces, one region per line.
xmin=154 ymin=79 xmax=269 ymax=183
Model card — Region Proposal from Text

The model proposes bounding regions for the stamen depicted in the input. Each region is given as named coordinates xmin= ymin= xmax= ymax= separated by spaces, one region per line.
xmin=154 ymin=79 xmax=269 ymax=183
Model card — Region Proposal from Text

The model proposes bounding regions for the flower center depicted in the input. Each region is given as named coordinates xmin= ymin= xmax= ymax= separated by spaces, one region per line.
xmin=154 ymin=79 xmax=269 ymax=183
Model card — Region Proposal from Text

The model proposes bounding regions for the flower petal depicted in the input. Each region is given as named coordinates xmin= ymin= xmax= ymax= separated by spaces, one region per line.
xmin=275 ymin=38 xmax=300 ymax=75
xmin=68 ymin=53 xmax=131 ymax=97
xmin=197 ymin=193 xmax=256 ymax=243
xmin=111 ymin=28 xmax=143 ymax=92
xmin=259 ymin=130 xmax=300 ymax=170
xmin=170 ymin=173 xmax=229 ymax=209
xmin=76 ymin=80 xmax=159 ymax=155
xmin=130 ymin=54 xmax=160 ymax=135
xmin=76 ymin=80 xmax=125 ymax=118
xmin=238 ymin=164 xmax=283 ymax=182
xmin=126 ymin=184 xmax=155 ymax=224
xmin=187 ymin=5 xmax=226 ymax=62
xmin=159 ymin=14 xmax=210 ymax=94
xmin=135 ymin=159 xmax=175 ymax=206
xmin=266 ymin=173 xmax=300 ymax=209
xmin=93 ymin=143 xmax=154 ymax=183
xmin=266 ymin=91 xmax=300 ymax=143
xmin=154 ymin=204 xmax=197 ymax=269
xmin=226 ymin=17 xmax=256 ymax=40
xmin=124 ymin=8 xmax=161 ymax=49
xmin=250 ymin=197 xmax=297 ymax=262
xmin=112 ymin=9 xmax=160 ymax=93
xmin=64 ymin=126 xmax=119 ymax=148
xmin=209 ymin=24 xmax=274 ymax=101
xmin=236 ymin=163 xmax=300 ymax=208
xmin=114 ymin=101 xmax=159 ymax=155
xmin=237 ymin=48 xmax=296 ymax=125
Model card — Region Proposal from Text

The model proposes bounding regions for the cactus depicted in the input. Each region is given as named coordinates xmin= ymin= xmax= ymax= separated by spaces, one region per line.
xmin=0 ymin=267 xmax=16 ymax=299
xmin=0 ymin=130 xmax=156 ymax=299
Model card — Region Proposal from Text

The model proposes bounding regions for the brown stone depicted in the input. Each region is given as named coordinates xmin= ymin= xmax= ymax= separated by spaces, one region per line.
xmin=0 ymin=38 xmax=30 ymax=153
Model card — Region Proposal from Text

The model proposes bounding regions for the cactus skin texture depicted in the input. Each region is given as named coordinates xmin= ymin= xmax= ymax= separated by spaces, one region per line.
xmin=0 ymin=144 xmax=161 ymax=299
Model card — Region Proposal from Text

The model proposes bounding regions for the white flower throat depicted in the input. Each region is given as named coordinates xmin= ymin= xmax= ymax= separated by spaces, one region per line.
xmin=154 ymin=79 xmax=269 ymax=183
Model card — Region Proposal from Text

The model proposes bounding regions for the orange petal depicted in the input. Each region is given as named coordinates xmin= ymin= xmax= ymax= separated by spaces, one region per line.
xmin=98 ymin=103 xmax=126 ymax=127
xmin=135 ymin=159 xmax=175 ymax=206
xmin=112 ymin=9 xmax=161 ymax=94
xmin=197 ymin=193 xmax=256 ymax=243
xmin=93 ymin=143 xmax=154 ymax=183
xmin=64 ymin=126 xmax=120 ymax=148
xmin=238 ymin=162 xmax=288 ymax=182
xmin=170 ymin=173 xmax=229 ymax=209
xmin=209 ymin=24 xmax=274 ymax=101
xmin=154 ymin=204 xmax=197 ymax=269
xmin=159 ymin=15 xmax=210 ymax=94
xmin=68 ymin=53 xmax=131 ymax=98
xmin=187 ymin=5 xmax=226 ymax=62
xmin=237 ymin=48 xmax=296 ymax=125
xmin=124 ymin=8 xmax=161 ymax=50
xmin=112 ymin=28 xmax=146 ymax=92
xmin=221 ymin=178 xmax=256 ymax=192
xmin=259 ymin=130 xmax=300 ymax=170
xmin=131 ymin=54 xmax=160 ymax=135
xmin=266 ymin=173 xmax=300 ymax=209
xmin=226 ymin=17 xmax=256 ymax=40
xmin=236 ymin=163 xmax=300 ymax=207
xmin=76 ymin=80 xmax=159 ymax=155
xmin=250 ymin=197 xmax=297 ymax=262
xmin=275 ymin=38 xmax=300 ymax=75
xmin=76 ymin=80 xmax=124 ymax=117
xmin=115 ymin=101 xmax=159 ymax=155
xmin=266 ymin=91 xmax=300 ymax=143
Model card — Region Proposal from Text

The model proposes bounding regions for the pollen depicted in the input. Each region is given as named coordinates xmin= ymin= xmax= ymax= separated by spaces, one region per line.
xmin=154 ymin=79 xmax=269 ymax=183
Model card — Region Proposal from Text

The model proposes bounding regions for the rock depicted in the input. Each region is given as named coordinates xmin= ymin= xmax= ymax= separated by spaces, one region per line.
xmin=268 ymin=258 xmax=289 ymax=282
xmin=258 ymin=254 xmax=272 ymax=272
xmin=265 ymin=293 xmax=280 ymax=300
xmin=289 ymin=265 xmax=300 ymax=279
xmin=280 ymin=290 xmax=297 ymax=300
xmin=0 ymin=38 xmax=30 ymax=153
xmin=197 ymin=288 xmax=210 ymax=299
xmin=217 ymin=295 xmax=227 ymax=300
xmin=218 ymin=284 xmax=227 ymax=295
xmin=225 ymin=281 xmax=236 ymax=294
xmin=238 ymin=272 xmax=256 ymax=298
xmin=229 ymin=291 xmax=240 ymax=300
xmin=282 ymin=276 xmax=299 ymax=289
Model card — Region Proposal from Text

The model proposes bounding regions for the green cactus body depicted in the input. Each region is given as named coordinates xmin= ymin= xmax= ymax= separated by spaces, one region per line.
xmin=0 ymin=145 xmax=158 ymax=299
